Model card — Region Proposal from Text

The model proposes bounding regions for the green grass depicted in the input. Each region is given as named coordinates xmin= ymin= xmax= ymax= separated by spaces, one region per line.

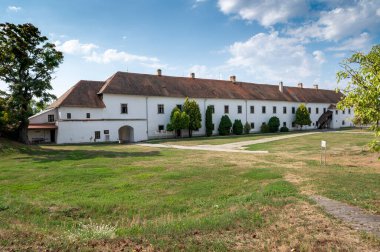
xmin=0 ymin=129 xmax=379 ymax=250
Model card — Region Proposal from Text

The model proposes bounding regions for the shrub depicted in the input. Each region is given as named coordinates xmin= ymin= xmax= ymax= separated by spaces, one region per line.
xmin=218 ymin=115 xmax=232 ymax=135
xmin=232 ymin=119 xmax=243 ymax=135
xmin=205 ymin=105 xmax=213 ymax=137
xmin=261 ymin=123 xmax=270 ymax=133
xmin=295 ymin=104 xmax=311 ymax=129
xmin=280 ymin=126 xmax=289 ymax=132
xmin=268 ymin=116 xmax=280 ymax=133
xmin=244 ymin=122 xmax=251 ymax=134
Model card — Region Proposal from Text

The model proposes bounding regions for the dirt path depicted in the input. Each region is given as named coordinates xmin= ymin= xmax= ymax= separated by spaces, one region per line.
xmin=311 ymin=195 xmax=380 ymax=237
xmin=139 ymin=132 xmax=318 ymax=153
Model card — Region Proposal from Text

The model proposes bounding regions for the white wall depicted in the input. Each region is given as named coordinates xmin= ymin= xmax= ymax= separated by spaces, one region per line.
xmin=29 ymin=108 xmax=58 ymax=124
xmin=56 ymin=120 xmax=147 ymax=144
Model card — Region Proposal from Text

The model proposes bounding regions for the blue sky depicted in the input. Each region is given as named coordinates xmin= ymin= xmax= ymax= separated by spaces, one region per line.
xmin=1 ymin=0 xmax=379 ymax=96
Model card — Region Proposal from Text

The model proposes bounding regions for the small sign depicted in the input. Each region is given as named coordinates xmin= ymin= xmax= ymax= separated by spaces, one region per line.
xmin=321 ymin=140 xmax=327 ymax=148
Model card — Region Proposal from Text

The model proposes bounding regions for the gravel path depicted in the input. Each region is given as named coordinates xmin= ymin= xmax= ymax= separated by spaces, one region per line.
xmin=139 ymin=132 xmax=319 ymax=154
xmin=311 ymin=195 xmax=380 ymax=237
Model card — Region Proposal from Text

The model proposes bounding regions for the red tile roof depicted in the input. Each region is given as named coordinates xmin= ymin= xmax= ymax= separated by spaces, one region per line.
xmin=49 ymin=80 xmax=106 ymax=108
xmin=99 ymin=72 xmax=343 ymax=103
xmin=51 ymin=72 xmax=343 ymax=108
xmin=28 ymin=123 xmax=57 ymax=129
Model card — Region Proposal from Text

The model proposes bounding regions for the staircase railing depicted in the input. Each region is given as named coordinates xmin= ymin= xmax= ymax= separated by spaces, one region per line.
xmin=317 ymin=110 xmax=333 ymax=129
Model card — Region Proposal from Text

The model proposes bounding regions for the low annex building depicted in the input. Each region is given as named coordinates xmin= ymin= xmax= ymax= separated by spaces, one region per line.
xmin=28 ymin=70 xmax=354 ymax=144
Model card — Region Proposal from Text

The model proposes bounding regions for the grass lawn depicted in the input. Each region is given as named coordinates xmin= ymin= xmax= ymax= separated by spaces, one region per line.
xmin=0 ymin=130 xmax=379 ymax=251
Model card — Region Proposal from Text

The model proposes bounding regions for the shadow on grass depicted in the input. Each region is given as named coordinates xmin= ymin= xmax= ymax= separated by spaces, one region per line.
xmin=16 ymin=147 xmax=161 ymax=163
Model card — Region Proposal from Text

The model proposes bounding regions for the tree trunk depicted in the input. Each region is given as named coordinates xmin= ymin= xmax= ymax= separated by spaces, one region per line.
xmin=189 ymin=129 xmax=192 ymax=138
xmin=18 ymin=120 xmax=29 ymax=144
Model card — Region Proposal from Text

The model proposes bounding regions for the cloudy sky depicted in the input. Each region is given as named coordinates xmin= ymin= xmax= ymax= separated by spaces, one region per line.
xmin=1 ymin=0 xmax=379 ymax=96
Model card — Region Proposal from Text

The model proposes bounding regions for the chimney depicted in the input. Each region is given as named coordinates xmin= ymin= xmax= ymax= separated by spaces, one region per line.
xmin=313 ymin=84 xmax=319 ymax=90
xmin=297 ymin=82 xmax=303 ymax=88
xmin=279 ymin=81 xmax=284 ymax=93
xmin=190 ymin=72 xmax=195 ymax=79
xmin=230 ymin=75 xmax=236 ymax=83
xmin=157 ymin=69 xmax=162 ymax=76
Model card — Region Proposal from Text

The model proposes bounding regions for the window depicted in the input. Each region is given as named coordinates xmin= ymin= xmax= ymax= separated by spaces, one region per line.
xmin=342 ymin=120 xmax=345 ymax=125
xmin=348 ymin=108 xmax=351 ymax=114
xmin=209 ymin=105 xmax=215 ymax=114
xmin=316 ymin=108 xmax=319 ymax=114
xmin=335 ymin=110 xmax=338 ymax=115
xmin=323 ymin=108 xmax=326 ymax=113
xmin=158 ymin=104 xmax=164 ymax=114
xmin=237 ymin=105 xmax=242 ymax=114
xmin=224 ymin=105 xmax=229 ymax=114
xmin=95 ymin=131 xmax=100 ymax=139
xmin=308 ymin=107 xmax=311 ymax=114
xmin=262 ymin=122 xmax=266 ymax=125
xmin=158 ymin=125 xmax=164 ymax=131
xmin=283 ymin=122 xmax=286 ymax=127
xmin=86 ymin=113 xmax=91 ymax=119
xmin=342 ymin=109 xmax=345 ymax=114
xmin=121 ymin=104 xmax=128 ymax=114
xmin=316 ymin=121 xmax=319 ymax=127
xmin=104 ymin=130 xmax=109 ymax=134
xmin=273 ymin=106 xmax=277 ymax=114
xmin=250 ymin=122 xmax=255 ymax=129
xmin=176 ymin=104 xmax=182 ymax=111
xmin=262 ymin=106 xmax=266 ymax=114
xmin=48 ymin=114 xmax=54 ymax=122
xmin=283 ymin=106 xmax=287 ymax=114
xmin=66 ymin=113 xmax=71 ymax=119
xmin=292 ymin=107 xmax=295 ymax=114
xmin=250 ymin=106 xmax=254 ymax=114
xmin=292 ymin=122 xmax=296 ymax=127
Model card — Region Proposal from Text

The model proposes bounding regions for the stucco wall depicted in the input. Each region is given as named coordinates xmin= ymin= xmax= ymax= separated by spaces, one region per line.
xmin=29 ymin=108 xmax=58 ymax=124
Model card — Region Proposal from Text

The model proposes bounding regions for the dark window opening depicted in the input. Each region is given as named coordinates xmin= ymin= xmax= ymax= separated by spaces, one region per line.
xmin=209 ymin=105 xmax=215 ymax=114
xmin=158 ymin=125 xmax=164 ymax=131
xmin=308 ymin=107 xmax=311 ymax=114
xmin=273 ymin=106 xmax=277 ymax=114
xmin=237 ymin=105 xmax=242 ymax=114
xmin=283 ymin=107 xmax=287 ymax=114
xmin=250 ymin=106 xmax=254 ymax=114
xmin=104 ymin=130 xmax=109 ymax=134
xmin=95 ymin=131 xmax=100 ymax=139
xmin=283 ymin=122 xmax=286 ymax=127
xmin=335 ymin=110 xmax=338 ymax=115
xmin=48 ymin=114 xmax=54 ymax=122
xmin=262 ymin=106 xmax=266 ymax=114
xmin=66 ymin=113 xmax=71 ymax=119
xmin=251 ymin=122 xmax=255 ymax=129
xmin=316 ymin=107 xmax=319 ymax=114
xmin=158 ymin=104 xmax=164 ymax=114
xmin=176 ymin=104 xmax=182 ymax=111
xmin=224 ymin=105 xmax=229 ymax=114
xmin=121 ymin=104 xmax=128 ymax=114
xmin=323 ymin=108 xmax=326 ymax=113
xmin=292 ymin=107 xmax=295 ymax=114
xmin=86 ymin=113 xmax=91 ymax=119
xmin=292 ymin=122 xmax=296 ymax=127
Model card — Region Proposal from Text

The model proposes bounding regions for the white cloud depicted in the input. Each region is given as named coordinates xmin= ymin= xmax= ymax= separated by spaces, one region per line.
xmin=217 ymin=0 xmax=307 ymax=26
xmin=327 ymin=32 xmax=371 ymax=51
xmin=192 ymin=0 xmax=207 ymax=9
xmin=84 ymin=49 xmax=159 ymax=65
xmin=313 ymin=50 xmax=326 ymax=64
xmin=56 ymin=39 xmax=162 ymax=68
xmin=224 ymin=31 xmax=322 ymax=83
xmin=7 ymin=6 xmax=21 ymax=12
xmin=287 ymin=1 xmax=380 ymax=41
xmin=56 ymin=40 xmax=98 ymax=55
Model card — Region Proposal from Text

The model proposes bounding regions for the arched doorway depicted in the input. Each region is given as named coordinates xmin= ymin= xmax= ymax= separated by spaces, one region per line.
xmin=118 ymin=125 xmax=134 ymax=143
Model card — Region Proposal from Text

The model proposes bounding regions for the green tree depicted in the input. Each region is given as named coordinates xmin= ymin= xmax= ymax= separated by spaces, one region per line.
xmin=0 ymin=23 xmax=64 ymax=143
xmin=260 ymin=123 xmax=270 ymax=133
xmin=295 ymin=104 xmax=311 ymax=129
xmin=268 ymin=116 xmax=280 ymax=133
xmin=205 ymin=105 xmax=213 ymax=137
xmin=167 ymin=107 xmax=189 ymax=137
xmin=244 ymin=122 xmax=251 ymax=134
xmin=232 ymin=119 xmax=243 ymax=135
xmin=218 ymin=115 xmax=232 ymax=136
xmin=183 ymin=97 xmax=201 ymax=137
xmin=337 ymin=45 xmax=380 ymax=154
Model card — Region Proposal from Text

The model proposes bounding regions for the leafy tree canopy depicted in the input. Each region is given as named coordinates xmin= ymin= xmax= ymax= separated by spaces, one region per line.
xmin=0 ymin=23 xmax=63 ymax=143
xmin=337 ymin=44 xmax=380 ymax=153
xmin=183 ymin=98 xmax=201 ymax=137
xmin=295 ymin=104 xmax=311 ymax=129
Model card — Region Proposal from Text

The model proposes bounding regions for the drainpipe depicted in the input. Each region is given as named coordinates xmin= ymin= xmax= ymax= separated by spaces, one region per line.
xmin=245 ymin=100 xmax=248 ymax=123
xmin=146 ymin=97 xmax=149 ymax=139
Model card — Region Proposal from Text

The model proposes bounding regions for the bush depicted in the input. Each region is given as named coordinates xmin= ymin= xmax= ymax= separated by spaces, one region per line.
xmin=268 ymin=116 xmax=280 ymax=133
xmin=261 ymin=123 xmax=270 ymax=133
xmin=232 ymin=119 xmax=243 ymax=135
xmin=244 ymin=122 xmax=251 ymax=134
xmin=205 ymin=105 xmax=213 ymax=137
xmin=166 ymin=123 xmax=174 ymax=131
xmin=280 ymin=126 xmax=289 ymax=132
xmin=218 ymin=115 xmax=232 ymax=136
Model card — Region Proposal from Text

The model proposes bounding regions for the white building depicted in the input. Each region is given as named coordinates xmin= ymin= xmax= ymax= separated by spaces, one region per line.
xmin=28 ymin=70 xmax=354 ymax=144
